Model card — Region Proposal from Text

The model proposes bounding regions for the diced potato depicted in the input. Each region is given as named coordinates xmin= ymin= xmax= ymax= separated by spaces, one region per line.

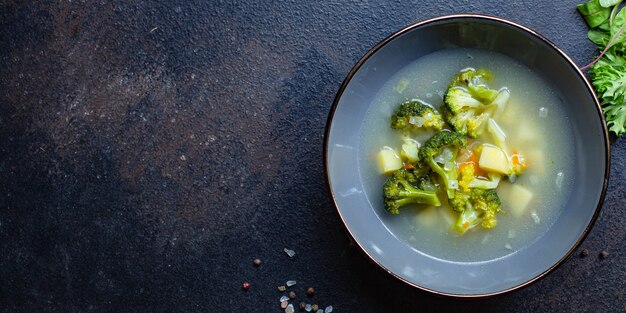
xmin=415 ymin=207 xmax=439 ymax=229
xmin=395 ymin=79 xmax=409 ymax=93
xmin=479 ymin=145 xmax=509 ymax=174
xmin=507 ymin=184 xmax=534 ymax=217
xmin=497 ymin=182 xmax=512 ymax=198
xmin=516 ymin=121 xmax=539 ymax=145
xmin=378 ymin=148 xmax=402 ymax=174
xmin=526 ymin=149 xmax=545 ymax=175
xmin=439 ymin=207 xmax=457 ymax=227
xmin=401 ymin=139 xmax=419 ymax=163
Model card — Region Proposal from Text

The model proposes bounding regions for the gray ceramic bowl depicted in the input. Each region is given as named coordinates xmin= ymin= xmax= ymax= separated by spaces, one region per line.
xmin=325 ymin=14 xmax=610 ymax=297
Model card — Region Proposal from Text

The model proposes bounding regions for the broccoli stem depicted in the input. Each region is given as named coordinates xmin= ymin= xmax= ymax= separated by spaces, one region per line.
xmin=427 ymin=158 xmax=457 ymax=199
xmin=396 ymin=181 xmax=441 ymax=206
xmin=454 ymin=206 xmax=481 ymax=234
xmin=392 ymin=194 xmax=441 ymax=207
xmin=467 ymin=174 xmax=501 ymax=189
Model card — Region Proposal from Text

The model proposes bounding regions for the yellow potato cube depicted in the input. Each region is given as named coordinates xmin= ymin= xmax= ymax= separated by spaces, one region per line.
xmin=438 ymin=207 xmax=457 ymax=227
xmin=526 ymin=149 xmax=545 ymax=175
xmin=479 ymin=145 xmax=509 ymax=174
xmin=507 ymin=184 xmax=534 ymax=217
xmin=516 ymin=121 xmax=539 ymax=145
xmin=415 ymin=206 xmax=439 ymax=229
xmin=378 ymin=148 xmax=403 ymax=175
xmin=401 ymin=141 xmax=419 ymax=163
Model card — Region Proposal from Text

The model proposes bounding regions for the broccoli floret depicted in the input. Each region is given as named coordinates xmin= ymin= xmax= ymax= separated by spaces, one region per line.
xmin=458 ymin=163 xmax=476 ymax=191
xmin=383 ymin=168 xmax=441 ymax=214
xmin=449 ymin=188 xmax=502 ymax=234
xmin=444 ymin=93 xmax=493 ymax=138
xmin=391 ymin=100 xmax=445 ymax=131
xmin=448 ymin=68 xmax=499 ymax=104
xmin=418 ymin=131 xmax=468 ymax=198
xmin=395 ymin=163 xmax=429 ymax=185
xmin=404 ymin=161 xmax=431 ymax=183
xmin=417 ymin=173 xmax=440 ymax=192
xmin=444 ymin=88 xmax=485 ymax=114
xmin=443 ymin=69 xmax=506 ymax=138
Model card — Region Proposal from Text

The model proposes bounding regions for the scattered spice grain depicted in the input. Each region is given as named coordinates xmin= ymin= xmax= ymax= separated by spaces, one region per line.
xmin=600 ymin=250 xmax=609 ymax=259
xmin=580 ymin=249 xmax=589 ymax=258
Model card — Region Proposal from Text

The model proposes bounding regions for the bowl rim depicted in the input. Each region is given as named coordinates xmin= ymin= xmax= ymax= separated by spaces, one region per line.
xmin=323 ymin=13 xmax=611 ymax=298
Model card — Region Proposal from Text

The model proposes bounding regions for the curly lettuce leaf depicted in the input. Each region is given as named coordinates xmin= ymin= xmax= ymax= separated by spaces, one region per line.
xmin=590 ymin=55 xmax=626 ymax=135
xmin=604 ymin=101 xmax=626 ymax=134
xmin=579 ymin=0 xmax=626 ymax=136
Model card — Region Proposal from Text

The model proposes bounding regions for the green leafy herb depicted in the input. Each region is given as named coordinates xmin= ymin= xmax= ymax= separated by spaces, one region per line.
xmin=579 ymin=0 xmax=626 ymax=136
xmin=590 ymin=57 xmax=626 ymax=134
xmin=588 ymin=29 xmax=610 ymax=45
xmin=601 ymin=0 xmax=622 ymax=8
xmin=578 ymin=0 xmax=611 ymax=27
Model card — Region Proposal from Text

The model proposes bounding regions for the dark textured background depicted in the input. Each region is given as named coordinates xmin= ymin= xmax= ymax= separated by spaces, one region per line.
xmin=1 ymin=0 xmax=624 ymax=312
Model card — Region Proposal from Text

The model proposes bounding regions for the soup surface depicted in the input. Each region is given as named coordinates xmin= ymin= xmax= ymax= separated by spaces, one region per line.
xmin=358 ymin=48 xmax=575 ymax=262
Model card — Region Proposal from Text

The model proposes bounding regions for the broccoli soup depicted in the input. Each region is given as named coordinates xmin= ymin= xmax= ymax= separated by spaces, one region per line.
xmin=358 ymin=48 xmax=574 ymax=262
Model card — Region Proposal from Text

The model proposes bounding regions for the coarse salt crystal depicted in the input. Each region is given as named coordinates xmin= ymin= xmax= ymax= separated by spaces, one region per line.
xmin=539 ymin=107 xmax=548 ymax=118
xmin=316 ymin=310 xmax=323 ymax=313
xmin=305 ymin=304 xmax=312 ymax=312
xmin=284 ymin=248 xmax=296 ymax=257
xmin=280 ymin=296 xmax=289 ymax=302
xmin=325 ymin=306 xmax=334 ymax=313
xmin=286 ymin=280 xmax=296 ymax=287
xmin=286 ymin=304 xmax=295 ymax=313
xmin=505 ymin=243 xmax=513 ymax=250
xmin=281 ymin=301 xmax=288 ymax=309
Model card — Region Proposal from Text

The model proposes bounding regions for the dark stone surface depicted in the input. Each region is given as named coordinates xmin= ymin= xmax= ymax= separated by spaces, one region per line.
xmin=0 ymin=0 xmax=624 ymax=311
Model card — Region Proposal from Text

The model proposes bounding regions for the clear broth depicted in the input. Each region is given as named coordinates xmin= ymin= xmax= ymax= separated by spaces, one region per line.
xmin=358 ymin=48 xmax=575 ymax=262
